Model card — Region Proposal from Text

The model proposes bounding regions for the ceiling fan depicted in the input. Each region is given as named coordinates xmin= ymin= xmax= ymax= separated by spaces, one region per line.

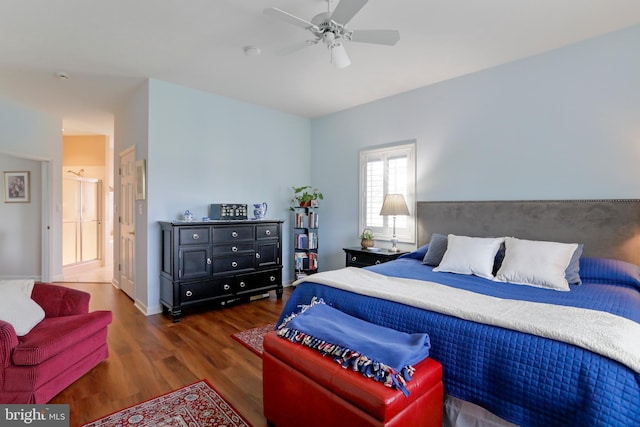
xmin=264 ymin=0 xmax=400 ymax=69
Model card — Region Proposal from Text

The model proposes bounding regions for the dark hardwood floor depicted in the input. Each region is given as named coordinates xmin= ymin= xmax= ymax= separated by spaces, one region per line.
xmin=49 ymin=282 xmax=294 ymax=427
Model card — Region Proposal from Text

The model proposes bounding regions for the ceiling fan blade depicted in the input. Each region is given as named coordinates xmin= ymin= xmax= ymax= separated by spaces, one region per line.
xmin=331 ymin=44 xmax=351 ymax=68
xmin=330 ymin=0 xmax=368 ymax=26
xmin=263 ymin=7 xmax=318 ymax=31
xmin=275 ymin=40 xmax=317 ymax=56
xmin=350 ymin=29 xmax=400 ymax=46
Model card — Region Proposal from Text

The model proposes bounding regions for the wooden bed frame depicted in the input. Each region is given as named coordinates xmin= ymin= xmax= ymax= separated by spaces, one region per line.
xmin=417 ymin=199 xmax=640 ymax=266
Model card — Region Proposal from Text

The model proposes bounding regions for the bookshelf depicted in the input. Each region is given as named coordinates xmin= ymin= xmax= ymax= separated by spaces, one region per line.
xmin=293 ymin=206 xmax=319 ymax=280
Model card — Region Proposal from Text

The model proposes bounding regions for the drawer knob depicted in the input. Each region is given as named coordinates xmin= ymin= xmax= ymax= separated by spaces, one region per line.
xmin=239 ymin=281 xmax=246 ymax=288
xmin=231 ymin=231 xmax=238 ymax=238
xmin=351 ymin=256 xmax=357 ymax=262
xmin=232 ymin=246 xmax=238 ymax=252
xmin=270 ymin=275 xmax=276 ymax=282
xmin=255 ymin=253 xmax=261 ymax=259
xmin=192 ymin=233 xmax=200 ymax=240
xmin=207 ymin=257 xmax=212 ymax=265
xmin=375 ymin=260 xmax=381 ymax=265
xmin=231 ymin=261 xmax=238 ymax=268
xmin=223 ymin=284 xmax=230 ymax=291
xmin=265 ymin=230 xmax=271 ymax=236
xmin=185 ymin=290 xmax=193 ymax=297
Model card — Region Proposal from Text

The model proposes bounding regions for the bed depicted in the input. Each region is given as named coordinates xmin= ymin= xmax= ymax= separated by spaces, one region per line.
xmin=278 ymin=200 xmax=640 ymax=427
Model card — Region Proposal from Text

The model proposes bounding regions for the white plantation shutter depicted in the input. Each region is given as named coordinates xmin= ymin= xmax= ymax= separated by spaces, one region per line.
xmin=360 ymin=142 xmax=416 ymax=244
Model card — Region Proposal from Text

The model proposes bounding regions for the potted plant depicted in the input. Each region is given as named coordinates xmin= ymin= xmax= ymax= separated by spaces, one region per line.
xmin=290 ymin=186 xmax=324 ymax=210
xmin=360 ymin=229 xmax=375 ymax=249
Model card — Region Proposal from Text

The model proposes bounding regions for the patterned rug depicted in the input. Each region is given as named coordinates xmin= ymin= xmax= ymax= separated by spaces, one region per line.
xmin=82 ymin=380 xmax=251 ymax=427
xmin=231 ymin=323 xmax=276 ymax=356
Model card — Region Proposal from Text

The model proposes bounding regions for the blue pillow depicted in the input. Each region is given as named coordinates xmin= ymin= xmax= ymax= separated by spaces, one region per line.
xmin=579 ymin=257 xmax=640 ymax=291
xmin=399 ymin=244 xmax=429 ymax=260
xmin=565 ymin=244 xmax=583 ymax=285
xmin=421 ymin=233 xmax=448 ymax=266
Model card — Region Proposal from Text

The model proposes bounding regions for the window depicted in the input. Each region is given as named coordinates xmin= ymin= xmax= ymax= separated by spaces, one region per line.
xmin=359 ymin=141 xmax=416 ymax=244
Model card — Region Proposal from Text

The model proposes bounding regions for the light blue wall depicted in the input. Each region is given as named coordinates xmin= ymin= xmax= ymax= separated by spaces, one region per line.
xmin=141 ymin=80 xmax=311 ymax=313
xmin=0 ymin=98 xmax=62 ymax=280
xmin=311 ymin=25 xmax=640 ymax=271
xmin=113 ymin=81 xmax=149 ymax=307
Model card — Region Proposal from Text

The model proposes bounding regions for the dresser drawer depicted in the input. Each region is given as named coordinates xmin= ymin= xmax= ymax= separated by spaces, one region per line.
xmin=212 ymin=242 xmax=254 ymax=256
xmin=343 ymin=247 xmax=408 ymax=268
xmin=256 ymin=223 xmax=280 ymax=240
xmin=347 ymin=251 xmax=386 ymax=266
xmin=212 ymin=225 xmax=254 ymax=242
xmin=235 ymin=269 xmax=281 ymax=295
xmin=179 ymin=228 xmax=210 ymax=245
xmin=180 ymin=278 xmax=234 ymax=304
xmin=212 ymin=253 xmax=255 ymax=273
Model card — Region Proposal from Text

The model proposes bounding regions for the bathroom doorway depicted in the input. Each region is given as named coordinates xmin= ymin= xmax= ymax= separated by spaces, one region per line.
xmin=61 ymin=134 xmax=113 ymax=283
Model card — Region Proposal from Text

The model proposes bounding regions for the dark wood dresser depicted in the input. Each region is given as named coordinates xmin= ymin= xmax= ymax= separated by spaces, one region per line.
xmin=160 ymin=220 xmax=284 ymax=321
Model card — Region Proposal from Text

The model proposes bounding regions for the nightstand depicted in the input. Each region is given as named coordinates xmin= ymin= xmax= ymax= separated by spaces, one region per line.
xmin=343 ymin=247 xmax=409 ymax=268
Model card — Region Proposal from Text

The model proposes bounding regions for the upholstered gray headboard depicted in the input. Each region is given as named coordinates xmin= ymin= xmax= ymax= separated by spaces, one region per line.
xmin=417 ymin=199 xmax=640 ymax=265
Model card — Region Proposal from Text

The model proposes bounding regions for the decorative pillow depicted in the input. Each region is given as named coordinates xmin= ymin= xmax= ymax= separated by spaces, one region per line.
xmin=422 ymin=233 xmax=448 ymax=266
xmin=433 ymin=235 xmax=505 ymax=280
xmin=565 ymin=244 xmax=583 ymax=285
xmin=0 ymin=279 xmax=35 ymax=296
xmin=494 ymin=237 xmax=578 ymax=291
xmin=400 ymin=243 xmax=430 ymax=260
xmin=0 ymin=286 xmax=45 ymax=336
xmin=579 ymin=257 xmax=640 ymax=291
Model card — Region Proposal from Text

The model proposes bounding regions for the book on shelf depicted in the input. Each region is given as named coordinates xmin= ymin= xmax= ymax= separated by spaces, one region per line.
xmin=294 ymin=252 xmax=308 ymax=270
xmin=307 ymin=232 xmax=318 ymax=249
xmin=309 ymin=211 xmax=319 ymax=228
xmin=295 ymin=212 xmax=307 ymax=228
xmin=309 ymin=252 xmax=318 ymax=270
xmin=296 ymin=233 xmax=309 ymax=249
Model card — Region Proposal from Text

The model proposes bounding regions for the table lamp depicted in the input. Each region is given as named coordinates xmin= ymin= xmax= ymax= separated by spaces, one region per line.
xmin=379 ymin=194 xmax=410 ymax=252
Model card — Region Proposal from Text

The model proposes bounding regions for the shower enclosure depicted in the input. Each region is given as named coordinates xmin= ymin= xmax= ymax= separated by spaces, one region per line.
xmin=62 ymin=176 xmax=102 ymax=266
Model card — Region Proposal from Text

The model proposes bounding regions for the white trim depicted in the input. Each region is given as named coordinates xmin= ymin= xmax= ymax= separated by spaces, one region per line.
xmin=41 ymin=161 xmax=52 ymax=282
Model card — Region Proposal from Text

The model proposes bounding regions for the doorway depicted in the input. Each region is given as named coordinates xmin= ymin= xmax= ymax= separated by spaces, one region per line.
xmin=61 ymin=134 xmax=113 ymax=283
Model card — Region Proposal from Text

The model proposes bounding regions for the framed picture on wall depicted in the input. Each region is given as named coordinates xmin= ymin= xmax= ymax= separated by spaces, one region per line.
xmin=3 ymin=171 xmax=30 ymax=203
xmin=135 ymin=159 xmax=146 ymax=200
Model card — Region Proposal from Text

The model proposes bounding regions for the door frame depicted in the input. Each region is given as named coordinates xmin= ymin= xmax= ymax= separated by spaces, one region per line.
xmin=41 ymin=160 xmax=52 ymax=282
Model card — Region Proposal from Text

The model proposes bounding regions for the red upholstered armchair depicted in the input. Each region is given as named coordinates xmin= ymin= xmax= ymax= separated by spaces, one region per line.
xmin=0 ymin=283 xmax=112 ymax=403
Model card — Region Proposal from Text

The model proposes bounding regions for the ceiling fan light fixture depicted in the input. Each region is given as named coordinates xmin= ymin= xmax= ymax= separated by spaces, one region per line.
xmin=265 ymin=0 xmax=398 ymax=68
xmin=331 ymin=43 xmax=351 ymax=68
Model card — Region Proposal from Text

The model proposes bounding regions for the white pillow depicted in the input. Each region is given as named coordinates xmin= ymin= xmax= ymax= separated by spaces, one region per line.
xmin=494 ymin=237 xmax=578 ymax=291
xmin=433 ymin=234 xmax=505 ymax=280
xmin=0 ymin=279 xmax=35 ymax=296
xmin=0 ymin=286 xmax=45 ymax=336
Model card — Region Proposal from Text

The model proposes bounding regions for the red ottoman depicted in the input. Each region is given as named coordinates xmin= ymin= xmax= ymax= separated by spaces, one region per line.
xmin=263 ymin=330 xmax=443 ymax=427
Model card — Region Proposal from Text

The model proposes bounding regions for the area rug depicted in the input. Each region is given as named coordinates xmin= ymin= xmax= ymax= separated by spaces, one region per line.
xmin=82 ymin=379 xmax=251 ymax=427
xmin=231 ymin=323 xmax=276 ymax=356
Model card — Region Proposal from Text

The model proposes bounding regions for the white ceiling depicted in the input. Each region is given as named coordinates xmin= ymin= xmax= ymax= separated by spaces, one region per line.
xmin=1 ymin=0 xmax=639 ymax=135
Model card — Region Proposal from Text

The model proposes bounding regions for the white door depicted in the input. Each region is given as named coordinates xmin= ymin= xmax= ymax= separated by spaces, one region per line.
xmin=119 ymin=148 xmax=136 ymax=299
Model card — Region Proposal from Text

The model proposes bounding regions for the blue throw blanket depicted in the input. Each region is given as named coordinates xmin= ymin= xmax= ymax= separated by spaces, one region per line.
xmin=277 ymin=298 xmax=431 ymax=396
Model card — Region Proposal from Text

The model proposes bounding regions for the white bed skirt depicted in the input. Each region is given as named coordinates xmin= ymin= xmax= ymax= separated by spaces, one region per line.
xmin=444 ymin=395 xmax=518 ymax=427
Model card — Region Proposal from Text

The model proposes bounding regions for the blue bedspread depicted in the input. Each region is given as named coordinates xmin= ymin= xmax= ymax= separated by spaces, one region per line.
xmin=279 ymin=256 xmax=640 ymax=426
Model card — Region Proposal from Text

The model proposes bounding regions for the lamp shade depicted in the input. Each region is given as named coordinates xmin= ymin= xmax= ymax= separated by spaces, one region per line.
xmin=379 ymin=194 xmax=410 ymax=216
xmin=331 ymin=44 xmax=351 ymax=69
